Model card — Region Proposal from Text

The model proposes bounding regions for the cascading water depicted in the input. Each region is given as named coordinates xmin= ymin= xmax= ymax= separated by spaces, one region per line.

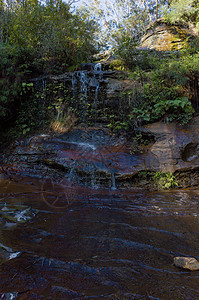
xmin=72 ymin=72 xmax=78 ymax=101
xmin=3 ymin=55 xmax=199 ymax=300
xmin=93 ymin=63 xmax=103 ymax=118
xmin=71 ymin=63 xmax=103 ymax=123
xmin=72 ymin=71 xmax=88 ymax=123
xmin=111 ymin=172 xmax=116 ymax=190
xmin=94 ymin=62 xmax=102 ymax=77
xmin=78 ymin=71 xmax=88 ymax=99
xmin=67 ymin=160 xmax=77 ymax=182
xmin=42 ymin=79 xmax=46 ymax=97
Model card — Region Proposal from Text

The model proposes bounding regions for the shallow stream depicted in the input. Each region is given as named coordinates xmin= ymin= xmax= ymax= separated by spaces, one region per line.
xmin=0 ymin=130 xmax=199 ymax=299
xmin=0 ymin=177 xmax=199 ymax=299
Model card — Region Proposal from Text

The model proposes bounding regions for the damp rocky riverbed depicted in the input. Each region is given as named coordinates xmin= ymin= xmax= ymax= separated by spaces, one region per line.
xmin=0 ymin=128 xmax=199 ymax=299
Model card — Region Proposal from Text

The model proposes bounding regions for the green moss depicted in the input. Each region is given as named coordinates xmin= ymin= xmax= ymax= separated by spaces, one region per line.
xmin=109 ymin=59 xmax=129 ymax=71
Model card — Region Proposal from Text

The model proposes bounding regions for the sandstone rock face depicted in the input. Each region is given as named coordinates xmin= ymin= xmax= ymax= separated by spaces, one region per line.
xmin=141 ymin=19 xmax=193 ymax=51
xmin=174 ymin=257 xmax=199 ymax=271
xmin=3 ymin=117 xmax=199 ymax=190
xmin=105 ymin=78 xmax=136 ymax=100
xmin=138 ymin=116 xmax=199 ymax=187
xmin=143 ymin=117 xmax=199 ymax=172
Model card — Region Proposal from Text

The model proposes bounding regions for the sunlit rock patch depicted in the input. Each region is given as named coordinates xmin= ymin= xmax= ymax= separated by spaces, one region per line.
xmin=141 ymin=19 xmax=194 ymax=51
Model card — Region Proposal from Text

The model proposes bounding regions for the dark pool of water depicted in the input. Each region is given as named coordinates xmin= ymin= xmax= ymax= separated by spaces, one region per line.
xmin=0 ymin=178 xmax=199 ymax=299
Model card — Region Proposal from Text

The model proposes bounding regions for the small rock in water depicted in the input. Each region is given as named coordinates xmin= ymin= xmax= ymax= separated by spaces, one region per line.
xmin=2 ymin=203 xmax=9 ymax=211
xmin=174 ymin=257 xmax=199 ymax=271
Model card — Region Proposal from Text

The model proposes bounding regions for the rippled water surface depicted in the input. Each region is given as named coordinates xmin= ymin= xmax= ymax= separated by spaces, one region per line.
xmin=0 ymin=178 xmax=199 ymax=299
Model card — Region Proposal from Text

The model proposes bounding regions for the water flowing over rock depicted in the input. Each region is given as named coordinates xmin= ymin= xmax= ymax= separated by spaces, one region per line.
xmin=71 ymin=63 xmax=104 ymax=121
xmin=3 ymin=116 xmax=199 ymax=189
xmin=1 ymin=171 xmax=199 ymax=298
xmin=2 ymin=56 xmax=199 ymax=299
xmin=2 ymin=122 xmax=199 ymax=298
xmin=30 ymin=62 xmax=136 ymax=127
xmin=2 ymin=128 xmax=132 ymax=189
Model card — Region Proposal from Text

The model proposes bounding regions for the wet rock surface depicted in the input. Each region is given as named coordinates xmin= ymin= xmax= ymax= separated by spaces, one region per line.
xmin=2 ymin=127 xmax=148 ymax=189
xmin=3 ymin=117 xmax=199 ymax=189
xmin=1 ymin=122 xmax=199 ymax=298
xmin=0 ymin=179 xmax=199 ymax=298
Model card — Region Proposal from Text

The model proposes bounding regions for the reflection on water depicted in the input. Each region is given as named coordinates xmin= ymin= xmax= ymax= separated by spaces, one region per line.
xmin=0 ymin=178 xmax=199 ymax=299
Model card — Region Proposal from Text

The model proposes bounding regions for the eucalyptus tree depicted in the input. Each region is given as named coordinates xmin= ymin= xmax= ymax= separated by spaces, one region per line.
xmin=166 ymin=0 xmax=199 ymax=34
xmin=79 ymin=0 xmax=172 ymax=50
xmin=0 ymin=0 xmax=98 ymax=124
xmin=1 ymin=0 xmax=97 ymax=69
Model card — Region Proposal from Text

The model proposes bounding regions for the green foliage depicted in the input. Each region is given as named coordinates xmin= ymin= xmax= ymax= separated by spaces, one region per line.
xmin=137 ymin=170 xmax=149 ymax=180
xmin=107 ymin=120 xmax=129 ymax=132
xmin=123 ymin=45 xmax=198 ymax=126
xmin=115 ymin=33 xmax=198 ymax=129
xmin=16 ymin=88 xmax=44 ymax=135
xmin=109 ymin=59 xmax=128 ymax=71
xmin=1 ymin=0 xmax=97 ymax=74
xmin=0 ymin=0 xmax=198 ymax=142
xmin=21 ymin=82 xmax=34 ymax=94
xmin=153 ymin=171 xmax=178 ymax=190
xmin=114 ymin=35 xmax=139 ymax=66
xmin=130 ymin=133 xmax=144 ymax=154
xmin=153 ymin=97 xmax=194 ymax=123
xmin=46 ymin=82 xmax=71 ymax=120
xmin=130 ymin=132 xmax=152 ymax=154
xmin=105 ymin=47 xmax=196 ymax=135
xmin=0 ymin=0 xmax=98 ymax=139
xmin=127 ymin=87 xmax=194 ymax=126
xmin=0 ymin=45 xmax=24 ymax=122
xmin=15 ymin=80 xmax=74 ymax=136
xmin=166 ymin=0 xmax=199 ymax=31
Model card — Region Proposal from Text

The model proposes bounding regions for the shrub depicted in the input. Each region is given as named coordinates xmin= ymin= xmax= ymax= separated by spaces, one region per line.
xmin=154 ymin=172 xmax=178 ymax=190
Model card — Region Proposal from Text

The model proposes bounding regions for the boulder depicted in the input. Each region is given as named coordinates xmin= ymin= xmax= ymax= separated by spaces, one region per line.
xmin=174 ymin=257 xmax=199 ymax=271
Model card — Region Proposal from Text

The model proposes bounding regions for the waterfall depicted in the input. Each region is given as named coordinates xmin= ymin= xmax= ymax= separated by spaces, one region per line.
xmin=71 ymin=63 xmax=103 ymax=123
xmin=67 ymin=160 xmax=77 ymax=182
xmin=94 ymin=63 xmax=102 ymax=76
xmin=93 ymin=63 xmax=103 ymax=109
xmin=42 ymin=79 xmax=46 ymax=94
xmin=72 ymin=70 xmax=89 ymax=123
xmin=72 ymin=71 xmax=89 ymax=100
xmin=79 ymin=71 xmax=88 ymax=101
xmin=111 ymin=173 xmax=116 ymax=190
xmin=72 ymin=72 xmax=78 ymax=100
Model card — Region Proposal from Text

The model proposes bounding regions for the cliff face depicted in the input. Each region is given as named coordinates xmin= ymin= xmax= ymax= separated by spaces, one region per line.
xmin=140 ymin=19 xmax=195 ymax=51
